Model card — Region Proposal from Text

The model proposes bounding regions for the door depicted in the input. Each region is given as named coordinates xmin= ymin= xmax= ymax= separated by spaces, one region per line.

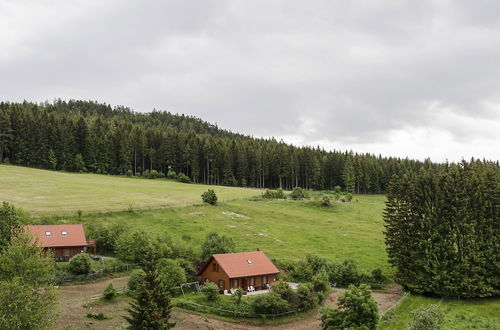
xmin=241 ymin=278 xmax=248 ymax=291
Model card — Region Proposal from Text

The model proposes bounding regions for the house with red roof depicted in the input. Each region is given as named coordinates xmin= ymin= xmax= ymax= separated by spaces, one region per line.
xmin=23 ymin=224 xmax=95 ymax=261
xmin=198 ymin=250 xmax=280 ymax=292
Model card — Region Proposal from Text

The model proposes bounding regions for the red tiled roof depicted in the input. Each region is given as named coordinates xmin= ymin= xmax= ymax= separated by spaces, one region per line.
xmin=208 ymin=251 xmax=279 ymax=278
xmin=23 ymin=224 xmax=88 ymax=248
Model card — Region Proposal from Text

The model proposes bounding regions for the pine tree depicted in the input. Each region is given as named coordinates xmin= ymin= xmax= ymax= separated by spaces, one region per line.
xmin=125 ymin=250 xmax=175 ymax=329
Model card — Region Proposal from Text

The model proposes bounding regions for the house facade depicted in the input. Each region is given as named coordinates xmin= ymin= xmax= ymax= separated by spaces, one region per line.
xmin=24 ymin=224 xmax=94 ymax=261
xmin=198 ymin=250 xmax=280 ymax=292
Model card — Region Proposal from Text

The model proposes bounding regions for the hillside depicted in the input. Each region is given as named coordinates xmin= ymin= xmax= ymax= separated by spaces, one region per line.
xmin=0 ymin=165 xmax=261 ymax=215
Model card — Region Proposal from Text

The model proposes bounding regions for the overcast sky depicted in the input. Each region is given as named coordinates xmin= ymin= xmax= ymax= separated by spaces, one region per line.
xmin=1 ymin=0 xmax=499 ymax=162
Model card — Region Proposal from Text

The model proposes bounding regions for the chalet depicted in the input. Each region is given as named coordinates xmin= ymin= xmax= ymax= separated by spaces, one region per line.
xmin=198 ymin=250 xmax=280 ymax=292
xmin=23 ymin=224 xmax=95 ymax=262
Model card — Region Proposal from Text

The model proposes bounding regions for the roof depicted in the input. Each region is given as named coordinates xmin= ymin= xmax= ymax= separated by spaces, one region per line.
xmin=23 ymin=224 xmax=88 ymax=248
xmin=199 ymin=251 xmax=280 ymax=278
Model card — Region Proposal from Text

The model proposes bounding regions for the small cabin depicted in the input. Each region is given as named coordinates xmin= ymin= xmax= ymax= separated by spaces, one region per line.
xmin=198 ymin=250 xmax=280 ymax=292
xmin=23 ymin=224 xmax=95 ymax=261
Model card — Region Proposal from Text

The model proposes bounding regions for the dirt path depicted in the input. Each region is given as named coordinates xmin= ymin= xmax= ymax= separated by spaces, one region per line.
xmin=56 ymin=277 xmax=402 ymax=330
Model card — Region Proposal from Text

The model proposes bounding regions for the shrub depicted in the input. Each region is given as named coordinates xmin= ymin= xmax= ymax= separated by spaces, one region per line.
xmin=251 ymin=292 xmax=289 ymax=315
xmin=201 ymin=282 xmax=219 ymax=301
xmin=290 ymin=187 xmax=305 ymax=200
xmin=321 ymin=195 xmax=331 ymax=206
xmin=297 ymin=282 xmax=319 ymax=309
xmin=157 ymin=258 xmax=187 ymax=295
xmin=320 ymin=284 xmax=378 ymax=330
xmin=103 ymin=283 xmax=117 ymax=300
xmin=200 ymin=232 xmax=235 ymax=262
xmin=329 ymin=259 xmax=361 ymax=287
xmin=128 ymin=269 xmax=146 ymax=291
xmin=177 ymin=173 xmax=191 ymax=183
xmin=312 ymin=271 xmax=330 ymax=293
xmin=262 ymin=188 xmax=286 ymax=199
xmin=86 ymin=312 xmax=109 ymax=320
xmin=233 ymin=287 xmax=245 ymax=305
xmin=201 ymin=189 xmax=217 ymax=205
xmin=166 ymin=170 xmax=178 ymax=179
xmin=370 ymin=268 xmax=387 ymax=289
xmin=126 ymin=169 xmax=133 ymax=176
xmin=408 ymin=304 xmax=444 ymax=330
xmin=271 ymin=280 xmax=295 ymax=302
xmin=345 ymin=193 xmax=353 ymax=202
xmin=68 ymin=253 xmax=92 ymax=275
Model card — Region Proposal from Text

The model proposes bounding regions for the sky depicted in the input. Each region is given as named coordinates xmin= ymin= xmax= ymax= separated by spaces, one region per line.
xmin=1 ymin=0 xmax=499 ymax=162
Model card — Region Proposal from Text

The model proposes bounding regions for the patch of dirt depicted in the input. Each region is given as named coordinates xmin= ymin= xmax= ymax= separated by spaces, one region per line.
xmin=55 ymin=277 xmax=402 ymax=330
xmin=55 ymin=276 xmax=130 ymax=329
xmin=222 ymin=211 xmax=250 ymax=219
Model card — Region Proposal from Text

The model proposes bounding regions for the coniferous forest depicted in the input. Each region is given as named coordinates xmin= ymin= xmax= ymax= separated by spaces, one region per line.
xmin=384 ymin=161 xmax=500 ymax=298
xmin=0 ymin=100 xmax=431 ymax=193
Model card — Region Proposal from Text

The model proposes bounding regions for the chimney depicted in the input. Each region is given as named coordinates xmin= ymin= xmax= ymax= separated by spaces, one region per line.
xmin=256 ymin=248 xmax=260 ymax=251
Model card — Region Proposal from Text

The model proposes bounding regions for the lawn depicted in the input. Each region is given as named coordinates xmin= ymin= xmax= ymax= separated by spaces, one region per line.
xmin=0 ymin=164 xmax=262 ymax=215
xmin=42 ymin=195 xmax=389 ymax=274
xmin=379 ymin=294 xmax=500 ymax=329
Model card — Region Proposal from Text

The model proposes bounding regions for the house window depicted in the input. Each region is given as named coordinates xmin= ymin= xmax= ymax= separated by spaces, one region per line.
xmin=212 ymin=263 xmax=218 ymax=272
xmin=45 ymin=231 xmax=51 ymax=236
xmin=61 ymin=231 xmax=67 ymax=236
xmin=232 ymin=279 xmax=238 ymax=288
xmin=249 ymin=277 xmax=255 ymax=286
xmin=247 ymin=259 xmax=253 ymax=264
xmin=218 ymin=280 xmax=224 ymax=289
xmin=262 ymin=275 xmax=268 ymax=285
xmin=64 ymin=248 xmax=70 ymax=257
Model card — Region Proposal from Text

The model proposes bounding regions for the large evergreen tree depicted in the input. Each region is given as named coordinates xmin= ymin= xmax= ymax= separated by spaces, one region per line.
xmin=384 ymin=161 xmax=500 ymax=297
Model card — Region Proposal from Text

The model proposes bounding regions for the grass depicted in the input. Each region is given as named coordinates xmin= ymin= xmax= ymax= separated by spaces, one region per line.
xmin=42 ymin=195 xmax=389 ymax=274
xmin=0 ymin=164 xmax=262 ymax=215
xmin=379 ymin=294 xmax=500 ymax=329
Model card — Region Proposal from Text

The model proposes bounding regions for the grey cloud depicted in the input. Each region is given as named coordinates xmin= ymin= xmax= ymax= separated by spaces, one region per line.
xmin=0 ymin=0 xmax=498 ymax=160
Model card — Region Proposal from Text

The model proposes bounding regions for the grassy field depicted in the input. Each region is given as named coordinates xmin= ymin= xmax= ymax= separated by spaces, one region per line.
xmin=380 ymin=294 xmax=500 ymax=329
xmin=42 ymin=195 xmax=389 ymax=274
xmin=0 ymin=164 xmax=262 ymax=215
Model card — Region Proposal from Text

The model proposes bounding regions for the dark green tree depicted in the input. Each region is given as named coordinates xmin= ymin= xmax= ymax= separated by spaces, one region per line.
xmin=200 ymin=231 xmax=235 ymax=261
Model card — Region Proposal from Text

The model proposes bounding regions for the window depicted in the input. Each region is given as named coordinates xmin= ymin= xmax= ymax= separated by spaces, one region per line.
xmin=45 ymin=231 xmax=51 ymax=236
xmin=262 ymin=275 xmax=268 ymax=285
xmin=218 ymin=280 xmax=224 ymax=289
xmin=212 ymin=263 xmax=218 ymax=272
xmin=249 ymin=277 xmax=255 ymax=286
xmin=232 ymin=279 xmax=238 ymax=288
xmin=64 ymin=248 xmax=70 ymax=257
xmin=247 ymin=259 xmax=253 ymax=264
xmin=61 ymin=231 xmax=67 ymax=236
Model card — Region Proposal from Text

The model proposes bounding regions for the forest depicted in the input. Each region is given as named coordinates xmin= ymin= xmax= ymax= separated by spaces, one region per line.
xmin=0 ymin=100 xmax=444 ymax=192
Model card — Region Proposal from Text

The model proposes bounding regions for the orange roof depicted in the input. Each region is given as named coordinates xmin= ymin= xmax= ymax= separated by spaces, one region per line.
xmin=201 ymin=251 xmax=279 ymax=278
xmin=23 ymin=224 xmax=88 ymax=248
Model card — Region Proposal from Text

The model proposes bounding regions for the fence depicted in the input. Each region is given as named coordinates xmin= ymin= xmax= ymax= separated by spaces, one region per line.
xmin=55 ymin=263 xmax=137 ymax=282
xmin=175 ymin=299 xmax=309 ymax=320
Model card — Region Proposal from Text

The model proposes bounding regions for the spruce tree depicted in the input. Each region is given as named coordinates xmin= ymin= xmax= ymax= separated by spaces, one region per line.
xmin=125 ymin=250 xmax=175 ymax=329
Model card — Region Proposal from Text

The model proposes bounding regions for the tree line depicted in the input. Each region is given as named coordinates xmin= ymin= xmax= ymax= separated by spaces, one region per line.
xmin=2 ymin=99 xmax=432 ymax=192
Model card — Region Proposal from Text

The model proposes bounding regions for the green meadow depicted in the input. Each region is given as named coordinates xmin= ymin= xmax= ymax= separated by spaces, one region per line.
xmin=3 ymin=164 xmax=499 ymax=328
xmin=0 ymin=164 xmax=261 ymax=215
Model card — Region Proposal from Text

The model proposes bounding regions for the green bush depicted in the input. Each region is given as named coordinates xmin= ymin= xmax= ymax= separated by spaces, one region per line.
xmin=166 ymin=170 xmax=178 ymax=179
xmin=329 ymin=259 xmax=361 ymax=287
xmin=251 ymin=292 xmax=289 ymax=315
xmin=128 ymin=269 xmax=146 ymax=291
xmin=233 ymin=287 xmax=245 ymax=305
xmin=290 ymin=187 xmax=306 ymax=200
xmin=262 ymin=188 xmax=286 ymax=199
xmin=297 ymin=282 xmax=319 ymax=309
xmin=103 ymin=283 xmax=117 ymax=300
xmin=408 ymin=304 xmax=444 ymax=330
xmin=68 ymin=253 xmax=92 ymax=275
xmin=157 ymin=258 xmax=186 ymax=295
xmin=201 ymin=189 xmax=217 ymax=205
xmin=321 ymin=195 xmax=331 ymax=206
xmin=201 ymin=282 xmax=219 ymax=301
xmin=345 ymin=193 xmax=353 ymax=202
xmin=320 ymin=284 xmax=378 ymax=330
xmin=177 ymin=173 xmax=191 ymax=183
xmin=312 ymin=271 xmax=330 ymax=293
xmin=86 ymin=312 xmax=109 ymax=320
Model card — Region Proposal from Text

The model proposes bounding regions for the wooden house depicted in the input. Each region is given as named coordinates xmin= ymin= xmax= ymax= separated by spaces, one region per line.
xmin=198 ymin=250 xmax=280 ymax=292
xmin=23 ymin=224 xmax=94 ymax=261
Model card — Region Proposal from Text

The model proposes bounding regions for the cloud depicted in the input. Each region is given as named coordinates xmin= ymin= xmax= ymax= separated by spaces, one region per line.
xmin=0 ymin=0 xmax=498 ymax=161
